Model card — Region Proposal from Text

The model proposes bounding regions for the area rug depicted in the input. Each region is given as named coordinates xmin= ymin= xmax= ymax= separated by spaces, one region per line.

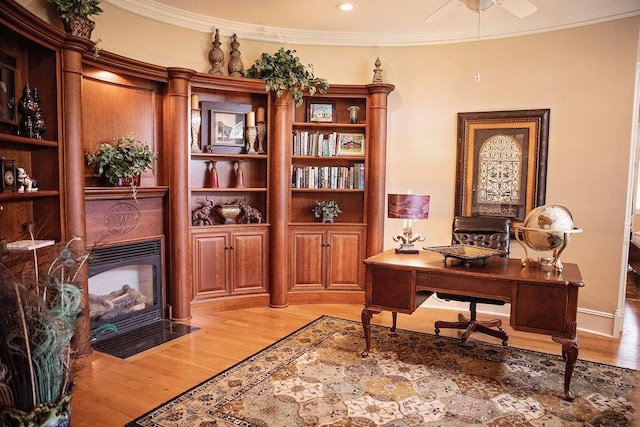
xmin=127 ymin=316 xmax=636 ymax=426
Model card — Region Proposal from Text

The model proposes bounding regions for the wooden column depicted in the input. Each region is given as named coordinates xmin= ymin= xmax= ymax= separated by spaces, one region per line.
xmin=166 ymin=68 xmax=197 ymax=320
xmin=365 ymin=83 xmax=395 ymax=257
xmin=269 ymin=92 xmax=293 ymax=308
xmin=62 ymin=35 xmax=94 ymax=356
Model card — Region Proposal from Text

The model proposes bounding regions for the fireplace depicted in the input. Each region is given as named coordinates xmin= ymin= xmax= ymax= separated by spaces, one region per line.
xmin=88 ymin=238 xmax=164 ymax=341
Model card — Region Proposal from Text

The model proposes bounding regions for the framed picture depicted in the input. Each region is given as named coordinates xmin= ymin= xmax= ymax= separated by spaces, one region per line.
xmin=455 ymin=109 xmax=550 ymax=224
xmin=308 ymin=102 xmax=334 ymax=123
xmin=200 ymin=101 xmax=251 ymax=154
xmin=0 ymin=52 xmax=17 ymax=125
xmin=337 ymin=133 xmax=365 ymax=156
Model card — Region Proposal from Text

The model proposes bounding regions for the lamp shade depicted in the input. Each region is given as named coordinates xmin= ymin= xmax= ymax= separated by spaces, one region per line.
xmin=388 ymin=194 xmax=430 ymax=219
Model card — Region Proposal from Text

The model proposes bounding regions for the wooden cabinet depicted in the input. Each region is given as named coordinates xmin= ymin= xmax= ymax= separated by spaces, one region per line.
xmin=290 ymin=225 xmax=365 ymax=291
xmin=0 ymin=11 xmax=64 ymax=244
xmin=188 ymin=76 xmax=271 ymax=301
xmin=279 ymin=85 xmax=394 ymax=301
xmin=192 ymin=226 xmax=269 ymax=299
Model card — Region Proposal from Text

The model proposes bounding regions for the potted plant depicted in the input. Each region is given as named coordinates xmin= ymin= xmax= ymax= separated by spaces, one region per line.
xmin=47 ymin=0 xmax=103 ymax=38
xmin=0 ymin=237 xmax=88 ymax=426
xmin=312 ymin=200 xmax=342 ymax=223
xmin=86 ymin=134 xmax=157 ymax=200
xmin=245 ymin=48 xmax=329 ymax=107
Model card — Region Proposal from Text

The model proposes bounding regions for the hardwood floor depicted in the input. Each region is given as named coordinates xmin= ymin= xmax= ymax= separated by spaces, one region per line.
xmin=70 ymin=300 xmax=639 ymax=426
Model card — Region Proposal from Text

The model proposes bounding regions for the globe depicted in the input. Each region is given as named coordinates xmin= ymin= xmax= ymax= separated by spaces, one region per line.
xmin=521 ymin=204 xmax=575 ymax=251
xmin=514 ymin=204 xmax=582 ymax=273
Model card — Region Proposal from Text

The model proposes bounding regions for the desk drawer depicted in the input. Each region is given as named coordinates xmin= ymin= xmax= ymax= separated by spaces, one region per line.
xmin=416 ymin=271 xmax=511 ymax=301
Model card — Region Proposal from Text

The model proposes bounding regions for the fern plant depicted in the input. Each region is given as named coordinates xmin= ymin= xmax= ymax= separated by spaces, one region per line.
xmin=245 ymin=48 xmax=328 ymax=107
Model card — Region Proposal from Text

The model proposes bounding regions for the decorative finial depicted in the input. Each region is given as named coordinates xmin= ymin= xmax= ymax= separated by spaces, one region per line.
xmin=208 ymin=29 xmax=224 ymax=75
xmin=227 ymin=34 xmax=244 ymax=77
xmin=372 ymin=57 xmax=384 ymax=83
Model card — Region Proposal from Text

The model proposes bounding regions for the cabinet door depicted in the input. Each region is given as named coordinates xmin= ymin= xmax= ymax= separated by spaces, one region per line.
xmin=326 ymin=228 xmax=365 ymax=290
xmin=230 ymin=229 xmax=269 ymax=295
xmin=192 ymin=232 xmax=230 ymax=299
xmin=290 ymin=229 xmax=325 ymax=290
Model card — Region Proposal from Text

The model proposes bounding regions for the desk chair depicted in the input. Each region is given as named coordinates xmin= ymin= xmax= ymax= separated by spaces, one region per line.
xmin=434 ymin=216 xmax=510 ymax=346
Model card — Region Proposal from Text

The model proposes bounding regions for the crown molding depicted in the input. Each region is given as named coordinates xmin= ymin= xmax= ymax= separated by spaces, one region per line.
xmin=103 ymin=0 xmax=640 ymax=46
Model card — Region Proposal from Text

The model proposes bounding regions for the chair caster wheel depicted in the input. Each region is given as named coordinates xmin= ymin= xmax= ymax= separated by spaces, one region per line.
xmin=435 ymin=328 xmax=440 ymax=336
xmin=501 ymin=340 xmax=508 ymax=347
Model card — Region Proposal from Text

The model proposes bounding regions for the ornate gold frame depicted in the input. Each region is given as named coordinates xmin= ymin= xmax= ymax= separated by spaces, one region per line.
xmin=455 ymin=109 xmax=550 ymax=224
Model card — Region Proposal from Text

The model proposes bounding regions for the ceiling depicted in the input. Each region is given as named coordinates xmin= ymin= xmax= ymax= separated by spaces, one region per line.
xmin=103 ymin=0 xmax=640 ymax=46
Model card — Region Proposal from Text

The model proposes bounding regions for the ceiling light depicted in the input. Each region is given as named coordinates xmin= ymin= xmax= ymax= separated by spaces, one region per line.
xmin=337 ymin=2 xmax=357 ymax=12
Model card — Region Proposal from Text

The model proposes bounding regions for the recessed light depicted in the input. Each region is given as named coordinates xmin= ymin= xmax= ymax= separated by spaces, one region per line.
xmin=337 ymin=2 xmax=357 ymax=12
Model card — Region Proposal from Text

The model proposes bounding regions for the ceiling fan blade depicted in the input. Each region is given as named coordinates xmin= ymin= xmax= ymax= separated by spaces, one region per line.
xmin=499 ymin=0 xmax=537 ymax=18
xmin=424 ymin=0 xmax=459 ymax=23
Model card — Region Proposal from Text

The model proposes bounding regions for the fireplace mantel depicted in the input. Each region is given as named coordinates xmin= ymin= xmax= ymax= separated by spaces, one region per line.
xmin=85 ymin=186 xmax=168 ymax=246
xmin=85 ymin=186 xmax=169 ymax=201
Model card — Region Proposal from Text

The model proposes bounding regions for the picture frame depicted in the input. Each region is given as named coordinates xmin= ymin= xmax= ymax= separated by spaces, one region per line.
xmin=337 ymin=133 xmax=365 ymax=156
xmin=308 ymin=102 xmax=334 ymax=123
xmin=0 ymin=52 xmax=17 ymax=125
xmin=200 ymin=101 xmax=252 ymax=154
xmin=455 ymin=109 xmax=550 ymax=224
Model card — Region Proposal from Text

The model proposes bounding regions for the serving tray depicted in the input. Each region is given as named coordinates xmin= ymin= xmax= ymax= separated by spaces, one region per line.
xmin=423 ymin=245 xmax=505 ymax=265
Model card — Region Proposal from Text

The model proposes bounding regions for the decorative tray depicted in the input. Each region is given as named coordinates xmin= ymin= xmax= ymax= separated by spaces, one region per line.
xmin=423 ymin=245 xmax=505 ymax=263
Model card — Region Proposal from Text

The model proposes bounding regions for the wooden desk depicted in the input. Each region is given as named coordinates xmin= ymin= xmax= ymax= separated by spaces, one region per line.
xmin=361 ymin=249 xmax=584 ymax=401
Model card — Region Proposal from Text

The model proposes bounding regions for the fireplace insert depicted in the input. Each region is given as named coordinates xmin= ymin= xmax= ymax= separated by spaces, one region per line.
xmin=88 ymin=238 xmax=164 ymax=342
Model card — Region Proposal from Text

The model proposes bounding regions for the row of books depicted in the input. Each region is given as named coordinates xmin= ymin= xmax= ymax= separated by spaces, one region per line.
xmin=292 ymin=131 xmax=365 ymax=157
xmin=291 ymin=164 xmax=365 ymax=189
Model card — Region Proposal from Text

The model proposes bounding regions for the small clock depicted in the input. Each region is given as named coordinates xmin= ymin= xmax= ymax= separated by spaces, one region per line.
xmin=2 ymin=159 xmax=16 ymax=192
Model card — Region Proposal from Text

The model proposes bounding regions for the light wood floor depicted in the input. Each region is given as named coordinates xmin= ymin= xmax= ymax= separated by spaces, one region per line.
xmin=70 ymin=300 xmax=640 ymax=426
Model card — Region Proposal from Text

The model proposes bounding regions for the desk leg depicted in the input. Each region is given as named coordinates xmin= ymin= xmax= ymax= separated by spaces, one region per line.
xmin=552 ymin=322 xmax=578 ymax=401
xmin=361 ymin=307 xmax=379 ymax=357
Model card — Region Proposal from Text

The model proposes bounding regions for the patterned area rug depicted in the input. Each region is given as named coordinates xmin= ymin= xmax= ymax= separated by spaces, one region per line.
xmin=127 ymin=316 xmax=636 ymax=426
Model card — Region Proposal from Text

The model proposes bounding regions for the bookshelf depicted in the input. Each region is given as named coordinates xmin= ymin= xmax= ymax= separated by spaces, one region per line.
xmin=188 ymin=76 xmax=271 ymax=299
xmin=285 ymin=86 xmax=394 ymax=294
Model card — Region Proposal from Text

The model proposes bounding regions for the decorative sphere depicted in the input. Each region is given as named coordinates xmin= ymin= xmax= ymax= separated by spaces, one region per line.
xmin=521 ymin=204 xmax=575 ymax=251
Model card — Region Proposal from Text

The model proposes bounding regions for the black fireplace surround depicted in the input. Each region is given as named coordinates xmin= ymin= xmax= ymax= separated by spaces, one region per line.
xmin=88 ymin=238 xmax=164 ymax=342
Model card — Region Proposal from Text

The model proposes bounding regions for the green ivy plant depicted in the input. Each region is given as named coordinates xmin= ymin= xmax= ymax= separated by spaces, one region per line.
xmin=245 ymin=48 xmax=329 ymax=107
xmin=86 ymin=134 xmax=157 ymax=200
xmin=47 ymin=0 xmax=103 ymax=22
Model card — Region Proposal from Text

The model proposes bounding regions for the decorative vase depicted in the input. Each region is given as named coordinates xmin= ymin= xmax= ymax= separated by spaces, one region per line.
xmin=235 ymin=161 xmax=245 ymax=188
xmin=62 ymin=16 xmax=95 ymax=39
xmin=348 ymin=105 xmax=360 ymax=124
xmin=217 ymin=204 xmax=241 ymax=224
xmin=114 ymin=175 xmax=141 ymax=187
xmin=0 ymin=393 xmax=72 ymax=427
xmin=207 ymin=161 xmax=219 ymax=188
xmin=322 ymin=213 xmax=334 ymax=223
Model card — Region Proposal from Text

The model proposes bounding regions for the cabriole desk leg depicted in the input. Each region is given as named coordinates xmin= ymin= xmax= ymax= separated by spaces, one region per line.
xmin=361 ymin=307 xmax=379 ymax=357
xmin=552 ymin=322 xmax=579 ymax=401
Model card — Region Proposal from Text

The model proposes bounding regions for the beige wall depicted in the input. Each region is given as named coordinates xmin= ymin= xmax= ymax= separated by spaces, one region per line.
xmin=22 ymin=0 xmax=640 ymax=336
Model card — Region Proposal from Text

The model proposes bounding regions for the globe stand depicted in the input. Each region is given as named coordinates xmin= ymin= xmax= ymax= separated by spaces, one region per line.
xmin=514 ymin=225 xmax=583 ymax=273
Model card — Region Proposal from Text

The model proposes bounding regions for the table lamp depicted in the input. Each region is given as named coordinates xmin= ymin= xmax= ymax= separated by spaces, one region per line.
xmin=388 ymin=193 xmax=430 ymax=254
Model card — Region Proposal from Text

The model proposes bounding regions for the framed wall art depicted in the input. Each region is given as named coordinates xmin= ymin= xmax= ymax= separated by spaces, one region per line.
xmin=200 ymin=101 xmax=251 ymax=154
xmin=307 ymin=102 xmax=334 ymax=123
xmin=455 ymin=109 xmax=550 ymax=224
xmin=337 ymin=133 xmax=365 ymax=156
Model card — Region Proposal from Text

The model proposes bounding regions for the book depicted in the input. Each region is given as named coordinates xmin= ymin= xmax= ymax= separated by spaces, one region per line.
xmin=6 ymin=239 xmax=55 ymax=251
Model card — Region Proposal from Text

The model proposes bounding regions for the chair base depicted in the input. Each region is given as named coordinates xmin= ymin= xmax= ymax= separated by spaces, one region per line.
xmin=435 ymin=313 xmax=509 ymax=346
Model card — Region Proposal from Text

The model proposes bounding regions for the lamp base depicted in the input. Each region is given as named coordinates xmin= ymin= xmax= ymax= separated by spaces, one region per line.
xmin=395 ymin=243 xmax=419 ymax=254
